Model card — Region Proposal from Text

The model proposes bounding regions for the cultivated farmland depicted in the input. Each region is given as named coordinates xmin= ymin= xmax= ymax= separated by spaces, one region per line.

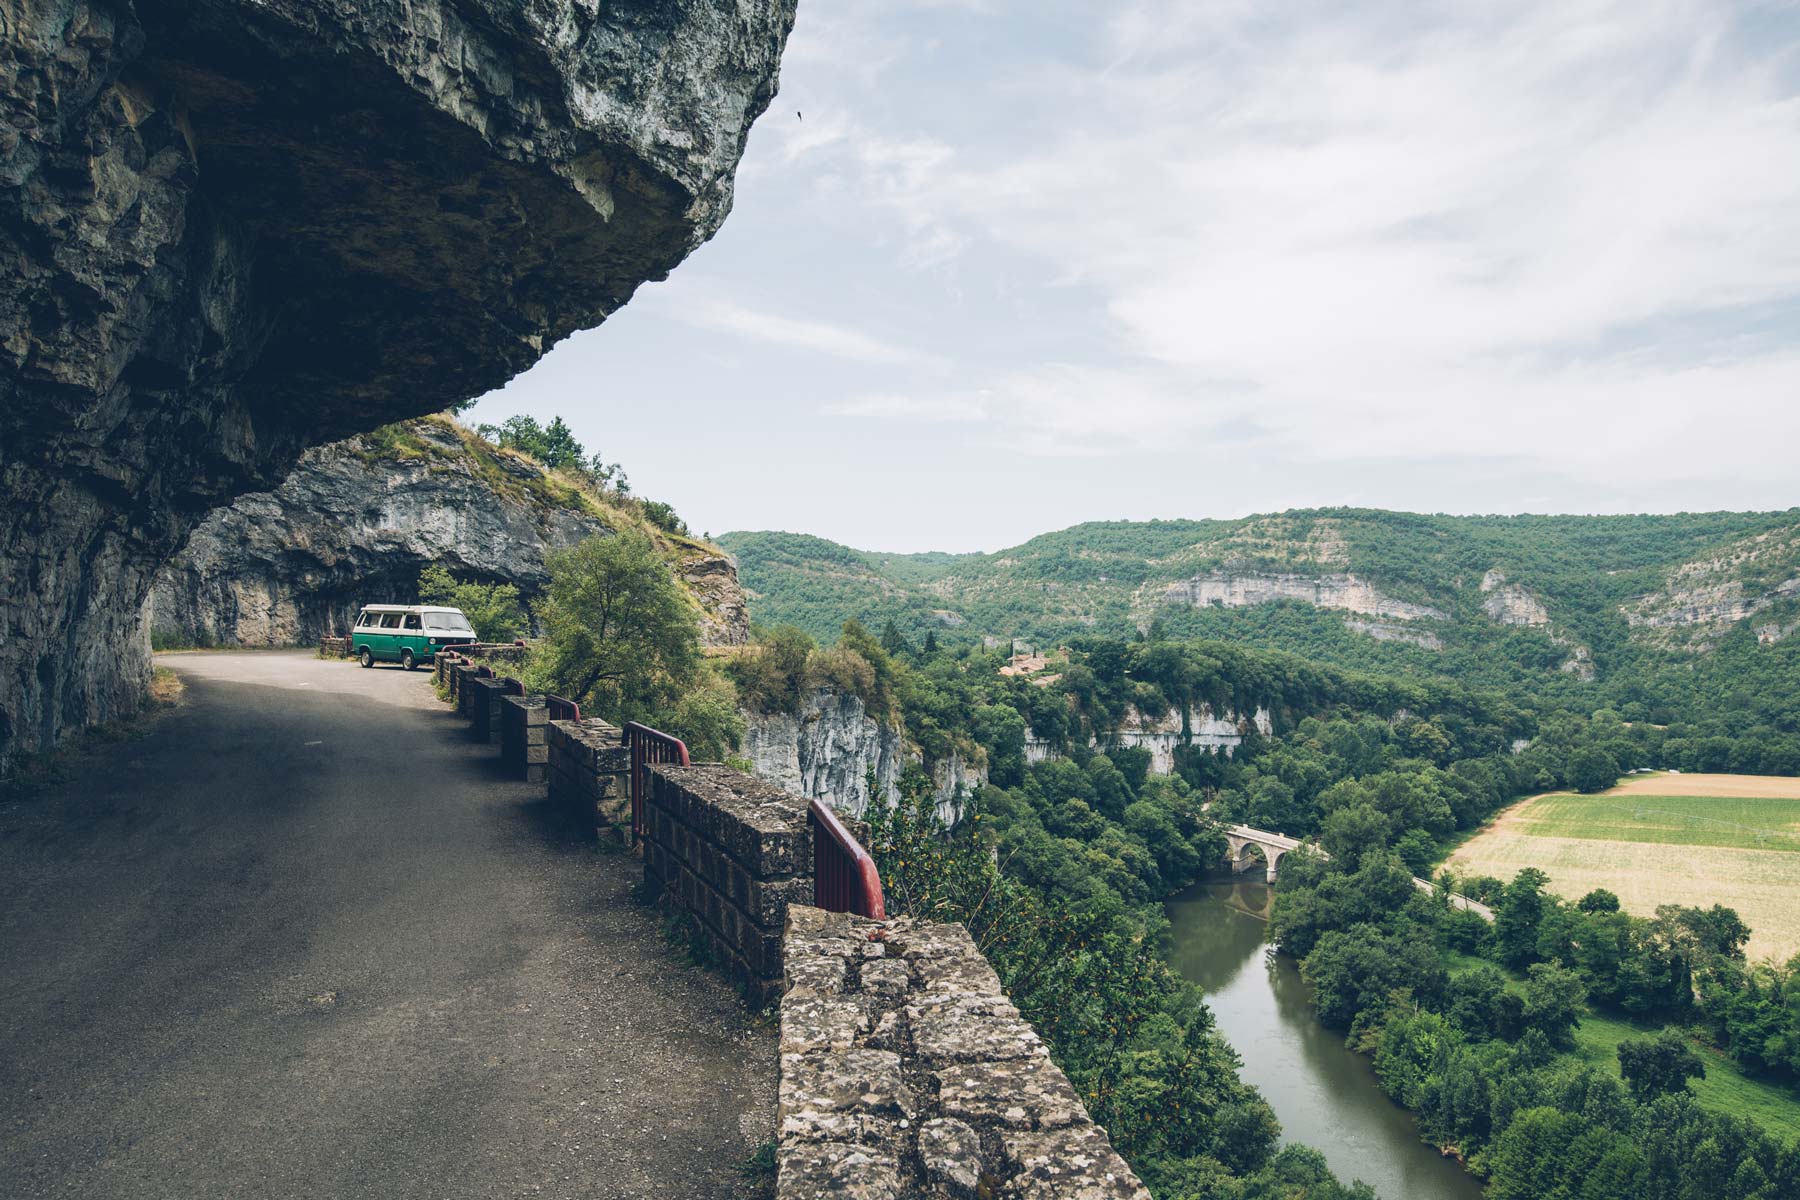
xmin=1446 ymin=773 xmax=1800 ymax=963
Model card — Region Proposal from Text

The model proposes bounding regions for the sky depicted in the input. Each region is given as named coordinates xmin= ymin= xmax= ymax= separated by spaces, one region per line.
xmin=467 ymin=0 xmax=1800 ymax=554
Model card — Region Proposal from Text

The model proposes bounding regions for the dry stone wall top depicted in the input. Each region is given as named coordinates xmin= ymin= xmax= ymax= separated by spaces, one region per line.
xmin=546 ymin=717 xmax=628 ymax=834
xmin=778 ymin=906 xmax=1150 ymax=1200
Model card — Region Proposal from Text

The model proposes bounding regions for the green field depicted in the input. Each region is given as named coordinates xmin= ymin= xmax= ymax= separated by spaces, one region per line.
xmin=1447 ymin=780 xmax=1800 ymax=961
xmin=1511 ymin=792 xmax=1800 ymax=852
xmin=1443 ymin=952 xmax=1800 ymax=1141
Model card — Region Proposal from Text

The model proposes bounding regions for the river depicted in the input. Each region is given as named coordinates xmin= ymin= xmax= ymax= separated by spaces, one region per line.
xmin=1165 ymin=878 xmax=1484 ymax=1200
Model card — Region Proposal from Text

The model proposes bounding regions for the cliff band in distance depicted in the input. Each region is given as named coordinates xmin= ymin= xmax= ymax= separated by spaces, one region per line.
xmin=149 ymin=418 xmax=751 ymax=649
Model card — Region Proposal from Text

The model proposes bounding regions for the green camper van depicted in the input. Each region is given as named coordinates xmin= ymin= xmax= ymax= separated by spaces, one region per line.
xmin=351 ymin=604 xmax=477 ymax=669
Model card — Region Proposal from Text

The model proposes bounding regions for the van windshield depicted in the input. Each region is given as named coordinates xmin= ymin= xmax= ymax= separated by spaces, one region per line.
xmin=425 ymin=612 xmax=473 ymax=633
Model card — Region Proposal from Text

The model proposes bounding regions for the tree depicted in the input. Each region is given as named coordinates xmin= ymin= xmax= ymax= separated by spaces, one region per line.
xmin=416 ymin=564 xmax=527 ymax=643
xmin=1521 ymin=961 xmax=1587 ymax=1049
xmin=973 ymin=703 xmax=1027 ymax=788
xmin=1319 ymin=804 xmax=1390 ymax=869
xmin=527 ymin=532 xmax=700 ymax=724
xmin=639 ymin=500 xmax=688 ymax=536
xmin=726 ymin=625 xmax=815 ymax=714
xmin=1566 ymin=746 xmax=1620 ymax=794
xmin=1669 ymin=903 xmax=1752 ymax=962
xmin=1494 ymin=868 xmax=1550 ymax=970
xmin=1393 ymin=828 xmax=1437 ymax=875
xmin=879 ymin=619 xmax=912 ymax=658
xmin=1577 ymin=888 xmax=1621 ymax=913
xmin=478 ymin=413 xmax=586 ymax=470
xmin=1617 ymin=1028 xmax=1706 ymax=1101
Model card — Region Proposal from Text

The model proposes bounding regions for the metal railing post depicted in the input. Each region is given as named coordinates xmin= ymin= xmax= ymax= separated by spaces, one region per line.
xmin=622 ymin=722 xmax=691 ymax=843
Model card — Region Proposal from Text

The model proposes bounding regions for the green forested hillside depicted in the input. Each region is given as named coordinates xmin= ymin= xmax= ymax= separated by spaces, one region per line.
xmin=720 ymin=509 xmax=1800 ymax=720
xmin=716 ymin=509 xmax=1800 ymax=1194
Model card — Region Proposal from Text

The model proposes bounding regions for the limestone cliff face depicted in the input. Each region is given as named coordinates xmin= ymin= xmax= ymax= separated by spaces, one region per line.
xmin=678 ymin=556 xmax=752 ymax=651
xmin=737 ymin=688 xmax=983 ymax=824
xmin=1345 ymin=618 xmax=1443 ymax=650
xmin=1480 ymin=569 xmax=1551 ymax=627
xmin=1624 ymin=524 xmax=1800 ymax=647
xmin=147 ymin=420 xmax=749 ymax=648
xmin=0 ymin=0 xmax=793 ymax=762
xmin=1028 ymin=703 xmax=1272 ymax=775
xmin=1158 ymin=572 xmax=1444 ymax=622
xmin=739 ymin=690 xmax=904 ymax=821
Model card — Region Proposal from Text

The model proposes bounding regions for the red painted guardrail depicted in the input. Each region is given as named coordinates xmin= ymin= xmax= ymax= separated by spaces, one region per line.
xmin=544 ymin=693 xmax=581 ymax=722
xmin=809 ymin=798 xmax=886 ymax=919
xmin=623 ymin=721 xmax=689 ymax=841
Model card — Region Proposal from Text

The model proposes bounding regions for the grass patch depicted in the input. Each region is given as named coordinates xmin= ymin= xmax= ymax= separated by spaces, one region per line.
xmin=1511 ymin=792 xmax=1800 ymax=852
xmin=1572 ymin=1010 xmax=1800 ymax=1141
xmin=149 ymin=666 xmax=185 ymax=706
xmin=740 ymin=1140 xmax=777 ymax=1199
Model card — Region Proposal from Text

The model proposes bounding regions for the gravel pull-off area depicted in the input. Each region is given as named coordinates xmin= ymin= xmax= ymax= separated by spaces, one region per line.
xmin=0 ymin=650 xmax=775 ymax=1199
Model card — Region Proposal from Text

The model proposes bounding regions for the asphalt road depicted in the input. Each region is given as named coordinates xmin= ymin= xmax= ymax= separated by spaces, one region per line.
xmin=0 ymin=651 xmax=774 ymax=1199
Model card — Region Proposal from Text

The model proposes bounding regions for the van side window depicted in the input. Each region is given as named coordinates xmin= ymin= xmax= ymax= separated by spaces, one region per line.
xmin=381 ymin=613 xmax=403 ymax=629
xmin=356 ymin=611 xmax=374 ymax=628
xmin=403 ymin=613 xmax=422 ymax=630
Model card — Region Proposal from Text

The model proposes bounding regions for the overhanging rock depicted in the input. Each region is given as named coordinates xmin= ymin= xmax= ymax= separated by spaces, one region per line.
xmin=0 ymin=0 xmax=795 ymax=762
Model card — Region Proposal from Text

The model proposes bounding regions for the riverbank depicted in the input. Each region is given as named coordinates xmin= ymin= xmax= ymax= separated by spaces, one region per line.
xmin=1166 ymin=878 xmax=1484 ymax=1200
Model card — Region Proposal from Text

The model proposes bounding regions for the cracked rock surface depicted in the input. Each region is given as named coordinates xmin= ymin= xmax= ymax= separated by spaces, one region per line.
xmin=1 ymin=0 xmax=792 ymax=763
xmin=777 ymin=906 xmax=1151 ymax=1199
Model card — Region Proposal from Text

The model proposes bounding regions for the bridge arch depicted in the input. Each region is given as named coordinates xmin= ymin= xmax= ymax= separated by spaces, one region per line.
xmin=1224 ymin=834 xmax=1284 ymax=883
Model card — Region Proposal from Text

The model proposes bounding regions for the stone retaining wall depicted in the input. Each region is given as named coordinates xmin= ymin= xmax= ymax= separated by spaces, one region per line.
xmin=467 ymin=676 xmax=511 ymax=744
xmin=778 ymin=906 xmax=1150 ymax=1199
xmin=318 ymin=635 xmax=352 ymax=659
xmin=455 ymin=664 xmax=486 ymax=720
xmin=547 ymin=718 xmax=629 ymax=834
xmin=424 ymin=666 xmax=1144 ymax=1197
xmin=643 ymin=763 xmax=814 ymax=1003
xmin=501 ymin=695 xmax=548 ymax=783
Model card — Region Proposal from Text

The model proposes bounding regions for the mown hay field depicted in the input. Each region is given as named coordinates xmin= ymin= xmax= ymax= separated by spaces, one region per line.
xmin=1447 ymin=773 xmax=1800 ymax=963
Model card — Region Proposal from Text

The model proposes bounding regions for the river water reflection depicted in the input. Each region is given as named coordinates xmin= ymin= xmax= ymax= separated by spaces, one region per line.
xmin=1166 ymin=879 xmax=1484 ymax=1200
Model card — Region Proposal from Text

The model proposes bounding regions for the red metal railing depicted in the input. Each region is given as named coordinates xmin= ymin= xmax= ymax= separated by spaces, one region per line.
xmin=809 ymin=798 xmax=886 ymax=919
xmin=623 ymin=721 xmax=689 ymax=841
xmin=544 ymin=694 xmax=581 ymax=722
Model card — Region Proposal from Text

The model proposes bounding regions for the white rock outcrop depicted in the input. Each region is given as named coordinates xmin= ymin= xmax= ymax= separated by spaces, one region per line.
xmin=1480 ymin=569 xmax=1551 ymax=627
xmin=1160 ymin=572 xmax=1444 ymax=621
xmin=1027 ymin=703 xmax=1271 ymax=775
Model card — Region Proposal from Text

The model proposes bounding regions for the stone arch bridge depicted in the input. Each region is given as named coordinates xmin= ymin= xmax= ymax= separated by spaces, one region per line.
xmin=1222 ymin=823 xmax=1495 ymax=919
xmin=1225 ymin=825 xmax=1304 ymax=883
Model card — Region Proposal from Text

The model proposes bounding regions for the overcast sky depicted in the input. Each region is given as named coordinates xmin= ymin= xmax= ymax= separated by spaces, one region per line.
xmin=467 ymin=0 xmax=1800 ymax=554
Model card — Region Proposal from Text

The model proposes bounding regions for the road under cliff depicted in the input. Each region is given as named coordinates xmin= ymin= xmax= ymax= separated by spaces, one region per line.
xmin=0 ymin=651 xmax=775 ymax=1198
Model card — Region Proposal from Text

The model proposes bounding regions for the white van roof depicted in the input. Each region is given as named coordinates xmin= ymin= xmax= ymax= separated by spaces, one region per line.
xmin=358 ymin=604 xmax=467 ymax=614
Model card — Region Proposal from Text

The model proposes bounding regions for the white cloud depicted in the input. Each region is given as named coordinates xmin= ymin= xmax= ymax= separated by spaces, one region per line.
xmin=656 ymin=291 xmax=927 ymax=365
xmin=477 ymin=0 xmax=1800 ymax=548
xmin=823 ymin=393 xmax=990 ymax=423
xmin=789 ymin=0 xmax=1800 ymax=486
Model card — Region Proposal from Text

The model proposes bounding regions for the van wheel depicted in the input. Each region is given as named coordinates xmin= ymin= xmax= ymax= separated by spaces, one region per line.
xmin=359 ymin=647 xmax=373 ymax=668
xmin=401 ymin=649 xmax=415 ymax=671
